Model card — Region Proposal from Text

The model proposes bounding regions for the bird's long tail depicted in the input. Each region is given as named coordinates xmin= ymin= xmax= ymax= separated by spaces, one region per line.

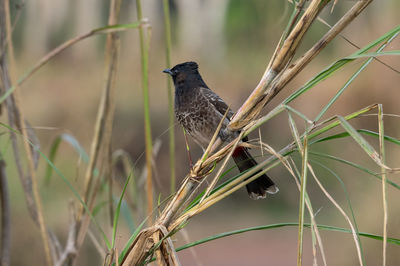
xmin=232 ymin=146 xmax=278 ymax=199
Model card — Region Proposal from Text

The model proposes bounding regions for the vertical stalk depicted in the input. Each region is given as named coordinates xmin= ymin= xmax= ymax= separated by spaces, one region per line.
xmin=162 ymin=0 xmax=176 ymax=194
xmin=378 ymin=104 xmax=387 ymax=266
xmin=0 ymin=158 xmax=10 ymax=266
xmin=75 ymin=0 xmax=122 ymax=256
xmin=297 ymin=137 xmax=308 ymax=266
xmin=3 ymin=1 xmax=52 ymax=265
xmin=136 ymin=0 xmax=154 ymax=223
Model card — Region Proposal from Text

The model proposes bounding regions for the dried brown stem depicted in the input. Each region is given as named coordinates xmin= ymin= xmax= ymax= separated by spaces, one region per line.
xmin=2 ymin=0 xmax=52 ymax=264
xmin=74 ymin=0 xmax=122 ymax=262
xmin=55 ymin=202 xmax=78 ymax=266
xmin=266 ymin=0 xmax=374 ymax=105
xmin=0 ymin=159 xmax=10 ymax=266
xmin=230 ymin=0 xmax=331 ymax=129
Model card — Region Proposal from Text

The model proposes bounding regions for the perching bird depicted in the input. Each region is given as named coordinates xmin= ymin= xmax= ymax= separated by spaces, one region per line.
xmin=163 ymin=61 xmax=278 ymax=199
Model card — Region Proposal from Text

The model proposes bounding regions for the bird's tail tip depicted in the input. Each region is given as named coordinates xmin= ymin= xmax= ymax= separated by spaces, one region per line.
xmin=248 ymin=185 xmax=279 ymax=200
xmin=267 ymin=185 xmax=279 ymax=194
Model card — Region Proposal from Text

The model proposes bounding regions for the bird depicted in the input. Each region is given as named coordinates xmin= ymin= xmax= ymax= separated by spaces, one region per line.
xmin=163 ymin=61 xmax=278 ymax=199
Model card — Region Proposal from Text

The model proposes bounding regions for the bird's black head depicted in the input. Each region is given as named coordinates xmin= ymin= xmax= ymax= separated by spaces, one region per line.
xmin=163 ymin=61 xmax=206 ymax=88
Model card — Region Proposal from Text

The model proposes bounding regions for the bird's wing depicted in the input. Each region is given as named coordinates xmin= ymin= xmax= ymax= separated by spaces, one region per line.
xmin=199 ymin=87 xmax=235 ymax=120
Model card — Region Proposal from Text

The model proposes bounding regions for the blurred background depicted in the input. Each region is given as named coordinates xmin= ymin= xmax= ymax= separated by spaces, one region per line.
xmin=2 ymin=0 xmax=400 ymax=265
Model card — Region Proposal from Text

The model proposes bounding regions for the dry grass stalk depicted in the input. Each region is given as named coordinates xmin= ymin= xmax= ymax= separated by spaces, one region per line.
xmin=229 ymin=0 xmax=374 ymax=130
xmin=0 ymin=159 xmax=10 ymax=266
xmin=74 ymin=0 xmax=122 ymax=261
xmin=2 ymin=0 xmax=53 ymax=264
xmin=229 ymin=0 xmax=331 ymax=130
xmin=266 ymin=0 xmax=374 ymax=106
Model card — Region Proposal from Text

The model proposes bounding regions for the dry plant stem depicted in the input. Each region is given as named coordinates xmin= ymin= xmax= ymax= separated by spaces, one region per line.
xmin=230 ymin=0 xmax=330 ymax=129
xmin=55 ymin=203 xmax=78 ymax=266
xmin=102 ymin=0 xmax=122 ymax=228
xmin=158 ymin=177 xmax=195 ymax=226
xmin=1 ymin=41 xmax=39 ymax=249
xmin=75 ymin=0 xmax=122 ymax=260
xmin=285 ymin=0 xmax=306 ymax=39
xmin=122 ymin=228 xmax=157 ymax=266
xmin=153 ymin=231 xmax=164 ymax=266
xmin=2 ymin=1 xmax=52 ymax=264
xmin=199 ymin=132 xmax=243 ymax=203
xmin=267 ymin=0 xmax=374 ymax=105
xmin=0 ymin=159 xmax=10 ymax=266
xmin=115 ymin=248 xmax=120 ymax=266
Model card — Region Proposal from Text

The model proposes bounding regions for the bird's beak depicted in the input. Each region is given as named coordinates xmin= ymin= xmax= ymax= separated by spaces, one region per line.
xmin=163 ymin=68 xmax=173 ymax=75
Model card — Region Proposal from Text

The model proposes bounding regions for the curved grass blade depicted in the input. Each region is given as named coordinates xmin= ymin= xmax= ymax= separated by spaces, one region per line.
xmin=284 ymin=25 xmax=400 ymax=104
xmin=309 ymin=129 xmax=400 ymax=149
xmin=314 ymin=31 xmax=400 ymax=121
xmin=309 ymin=159 xmax=364 ymax=263
xmin=337 ymin=116 xmax=391 ymax=170
xmin=174 ymin=223 xmax=400 ymax=253
xmin=308 ymin=104 xmax=377 ymax=141
xmin=309 ymin=151 xmax=400 ymax=190
xmin=111 ymin=173 xmax=132 ymax=249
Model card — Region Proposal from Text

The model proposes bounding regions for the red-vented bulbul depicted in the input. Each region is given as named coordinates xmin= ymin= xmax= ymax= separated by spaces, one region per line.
xmin=163 ymin=61 xmax=278 ymax=199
